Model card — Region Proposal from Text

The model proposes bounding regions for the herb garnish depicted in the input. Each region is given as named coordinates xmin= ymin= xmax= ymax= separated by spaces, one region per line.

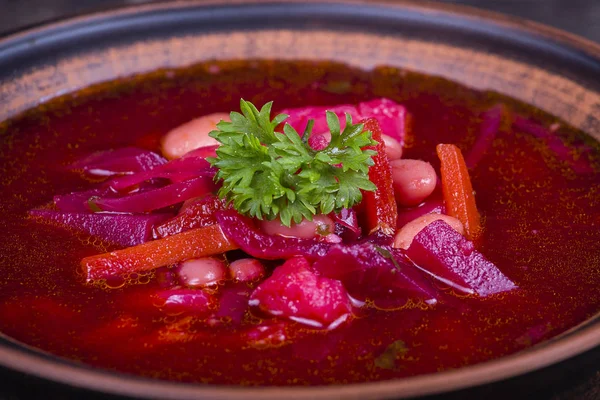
xmin=374 ymin=245 xmax=403 ymax=272
xmin=208 ymin=100 xmax=377 ymax=227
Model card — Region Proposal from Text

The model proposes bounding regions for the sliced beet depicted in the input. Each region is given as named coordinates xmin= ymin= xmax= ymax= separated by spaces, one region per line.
xmin=406 ymin=220 xmax=517 ymax=296
xmin=281 ymin=98 xmax=408 ymax=145
xmin=28 ymin=209 xmax=170 ymax=247
xmin=249 ymin=257 xmax=351 ymax=328
xmin=54 ymin=187 xmax=112 ymax=212
xmin=396 ymin=186 xmax=445 ymax=229
xmin=154 ymin=288 xmax=216 ymax=316
xmin=93 ymin=176 xmax=216 ymax=213
xmin=215 ymin=210 xmax=331 ymax=261
xmin=465 ymin=105 xmax=506 ymax=169
xmin=331 ymin=208 xmax=361 ymax=242
xmin=69 ymin=147 xmax=166 ymax=178
xmin=280 ymin=104 xmax=360 ymax=137
xmin=214 ymin=284 xmax=252 ymax=325
xmin=312 ymin=243 xmax=437 ymax=308
xmin=108 ymin=155 xmax=214 ymax=192
xmin=357 ymin=98 xmax=408 ymax=145
xmin=513 ymin=116 xmax=594 ymax=174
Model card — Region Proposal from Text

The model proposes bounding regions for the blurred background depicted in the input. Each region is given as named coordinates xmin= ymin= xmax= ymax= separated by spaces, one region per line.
xmin=0 ymin=0 xmax=600 ymax=42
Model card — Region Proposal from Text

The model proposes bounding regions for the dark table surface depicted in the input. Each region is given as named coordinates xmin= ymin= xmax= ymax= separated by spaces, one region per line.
xmin=0 ymin=0 xmax=599 ymax=399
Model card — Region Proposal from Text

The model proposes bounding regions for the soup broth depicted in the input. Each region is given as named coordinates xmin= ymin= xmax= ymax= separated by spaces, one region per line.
xmin=0 ymin=60 xmax=599 ymax=385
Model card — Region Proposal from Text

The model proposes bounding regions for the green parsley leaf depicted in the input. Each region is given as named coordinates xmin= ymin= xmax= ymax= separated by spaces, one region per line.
xmin=208 ymin=99 xmax=377 ymax=226
xmin=374 ymin=245 xmax=402 ymax=272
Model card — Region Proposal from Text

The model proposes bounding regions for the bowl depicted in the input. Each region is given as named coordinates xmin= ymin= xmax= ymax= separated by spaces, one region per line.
xmin=0 ymin=1 xmax=599 ymax=398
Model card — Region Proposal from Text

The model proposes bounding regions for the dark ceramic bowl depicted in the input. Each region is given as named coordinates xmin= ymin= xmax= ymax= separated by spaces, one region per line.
xmin=0 ymin=1 xmax=599 ymax=399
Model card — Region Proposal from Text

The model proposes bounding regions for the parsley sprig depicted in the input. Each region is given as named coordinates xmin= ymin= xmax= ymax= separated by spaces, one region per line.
xmin=208 ymin=99 xmax=377 ymax=227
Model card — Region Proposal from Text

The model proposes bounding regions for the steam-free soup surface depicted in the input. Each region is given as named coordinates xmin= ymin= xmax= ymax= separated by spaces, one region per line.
xmin=0 ymin=60 xmax=599 ymax=384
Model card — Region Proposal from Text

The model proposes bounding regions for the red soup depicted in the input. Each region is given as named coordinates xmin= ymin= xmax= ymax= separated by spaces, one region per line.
xmin=0 ymin=60 xmax=599 ymax=385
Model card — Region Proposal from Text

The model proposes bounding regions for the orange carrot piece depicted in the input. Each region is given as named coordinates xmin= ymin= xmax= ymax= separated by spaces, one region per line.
xmin=360 ymin=118 xmax=398 ymax=235
xmin=436 ymin=143 xmax=481 ymax=240
xmin=82 ymin=224 xmax=238 ymax=282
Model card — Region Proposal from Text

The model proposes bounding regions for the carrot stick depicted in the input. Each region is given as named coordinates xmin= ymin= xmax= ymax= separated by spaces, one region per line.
xmin=82 ymin=224 xmax=238 ymax=282
xmin=436 ymin=143 xmax=481 ymax=240
xmin=360 ymin=118 xmax=398 ymax=235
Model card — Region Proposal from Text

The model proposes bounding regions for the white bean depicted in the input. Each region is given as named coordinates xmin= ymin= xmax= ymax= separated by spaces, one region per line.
xmin=161 ymin=112 xmax=230 ymax=160
xmin=229 ymin=258 xmax=266 ymax=282
xmin=393 ymin=214 xmax=464 ymax=250
xmin=390 ymin=159 xmax=437 ymax=207
xmin=178 ymin=257 xmax=227 ymax=287
xmin=260 ymin=214 xmax=334 ymax=239
xmin=382 ymin=134 xmax=403 ymax=160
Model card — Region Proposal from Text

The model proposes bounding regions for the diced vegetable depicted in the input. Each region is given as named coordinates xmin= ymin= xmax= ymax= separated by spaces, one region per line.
xmin=82 ymin=224 xmax=238 ymax=281
xmin=92 ymin=176 xmax=216 ymax=213
xmin=331 ymin=208 xmax=361 ymax=241
xmin=280 ymin=104 xmax=360 ymax=140
xmin=108 ymin=155 xmax=214 ymax=192
xmin=513 ymin=116 xmax=594 ymax=174
xmin=154 ymin=289 xmax=216 ymax=316
xmin=357 ymin=98 xmax=409 ymax=145
xmin=396 ymin=186 xmax=445 ymax=229
xmin=406 ymin=220 xmax=516 ymax=296
xmin=69 ymin=147 xmax=166 ymax=177
xmin=436 ymin=143 xmax=481 ymax=240
xmin=154 ymin=195 xmax=229 ymax=238
xmin=281 ymin=98 xmax=408 ymax=145
xmin=249 ymin=256 xmax=352 ymax=328
xmin=312 ymin=243 xmax=437 ymax=309
xmin=181 ymin=145 xmax=218 ymax=159
xmin=54 ymin=188 xmax=112 ymax=212
xmin=215 ymin=284 xmax=253 ymax=325
xmin=28 ymin=209 xmax=170 ymax=247
xmin=243 ymin=321 xmax=291 ymax=348
xmin=215 ymin=209 xmax=332 ymax=261
xmin=393 ymin=214 xmax=464 ymax=250
xmin=358 ymin=118 xmax=398 ymax=235
xmin=465 ymin=105 xmax=507 ymax=169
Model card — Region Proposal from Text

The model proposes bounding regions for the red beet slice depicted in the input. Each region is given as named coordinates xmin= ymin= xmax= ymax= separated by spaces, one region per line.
xmin=281 ymin=98 xmax=408 ymax=145
xmin=250 ymin=257 xmax=351 ymax=328
xmin=69 ymin=147 xmax=166 ymax=177
xmin=154 ymin=289 xmax=216 ymax=316
xmin=108 ymin=155 xmax=214 ymax=192
xmin=465 ymin=105 xmax=506 ymax=169
xmin=280 ymin=104 xmax=360 ymax=137
xmin=215 ymin=284 xmax=252 ymax=325
xmin=312 ymin=243 xmax=438 ymax=308
xmin=513 ymin=116 xmax=594 ymax=174
xmin=357 ymin=98 xmax=408 ymax=145
xmin=396 ymin=187 xmax=445 ymax=229
xmin=93 ymin=176 xmax=216 ymax=213
xmin=28 ymin=209 xmax=170 ymax=247
xmin=215 ymin=210 xmax=331 ymax=261
xmin=406 ymin=220 xmax=517 ymax=296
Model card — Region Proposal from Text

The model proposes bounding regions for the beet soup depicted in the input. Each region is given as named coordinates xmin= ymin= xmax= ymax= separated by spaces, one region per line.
xmin=0 ymin=60 xmax=598 ymax=385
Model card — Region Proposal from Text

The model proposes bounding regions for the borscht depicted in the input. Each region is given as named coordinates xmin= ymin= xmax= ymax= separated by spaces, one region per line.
xmin=0 ymin=60 xmax=598 ymax=385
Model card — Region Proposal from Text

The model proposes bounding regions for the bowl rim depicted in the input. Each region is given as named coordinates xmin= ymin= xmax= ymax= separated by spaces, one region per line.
xmin=0 ymin=1 xmax=599 ymax=398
